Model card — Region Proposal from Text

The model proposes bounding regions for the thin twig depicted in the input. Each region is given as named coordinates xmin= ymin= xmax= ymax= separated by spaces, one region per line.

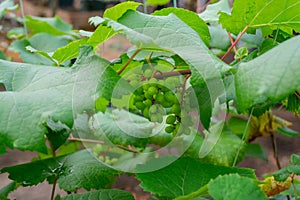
xmin=68 ymin=136 xmax=139 ymax=153
xmin=180 ymin=74 xmax=191 ymax=108
xmin=50 ymin=174 xmax=58 ymax=200
xmin=153 ymin=70 xmax=191 ymax=79
xmin=268 ymin=112 xmax=282 ymax=169
xmin=227 ymin=32 xmax=237 ymax=53
xmin=117 ymin=48 xmax=141 ymax=75
xmin=68 ymin=137 xmax=105 ymax=144
xmin=232 ymin=107 xmax=253 ymax=167
xmin=221 ymin=25 xmax=249 ymax=60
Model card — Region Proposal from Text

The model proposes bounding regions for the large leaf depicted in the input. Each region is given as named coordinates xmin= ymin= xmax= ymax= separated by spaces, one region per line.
xmin=1 ymin=150 xmax=118 ymax=191
xmin=136 ymin=156 xmax=255 ymax=198
xmin=208 ymin=174 xmax=268 ymax=200
xmin=105 ymin=10 xmax=231 ymax=129
xmin=91 ymin=109 xmax=152 ymax=148
xmin=235 ymin=36 xmax=300 ymax=112
xmin=61 ymin=189 xmax=134 ymax=200
xmin=153 ymin=8 xmax=211 ymax=46
xmin=25 ymin=15 xmax=74 ymax=36
xmin=10 ymin=33 xmax=69 ymax=65
xmin=199 ymin=0 xmax=231 ymax=24
xmin=0 ymin=46 xmax=110 ymax=152
xmin=219 ymin=0 xmax=300 ymax=35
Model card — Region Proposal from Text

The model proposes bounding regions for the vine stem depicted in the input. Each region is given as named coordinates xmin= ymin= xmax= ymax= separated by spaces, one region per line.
xmin=232 ymin=108 xmax=253 ymax=167
xmin=227 ymin=32 xmax=237 ymax=53
xmin=117 ymin=49 xmax=141 ymax=75
xmin=153 ymin=70 xmax=191 ymax=79
xmin=221 ymin=25 xmax=249 ymax=61
xmin=50 ymin=174 xmax=58 ymax=200
xmin=67 ymin=135 xmax=139 ymax=153
xmin=268 ymin=112 xmax=282 ymax=169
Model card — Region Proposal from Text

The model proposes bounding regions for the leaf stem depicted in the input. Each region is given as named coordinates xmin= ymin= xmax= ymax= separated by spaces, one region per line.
xmin=117 ymin=48 xmax=141 ymax=75
xmin=227 ymin=32 xmax=237 ymax=53
xmin=221 ymin=25 xmax=249 ymax=61
xmin=50 ymin=174 xmax=58 ymax=200
xmin=153 ymin=70 xmax=191 ymax=79
xmin=232 ymin=107 xmax=253 ymax=167
xmin=268 ymin=112 xmax=281 ymax=169
xmin=175 ymin=184 xmax=208 ymax=200
xmin=67 ymin=136 xmax=139 ymax=153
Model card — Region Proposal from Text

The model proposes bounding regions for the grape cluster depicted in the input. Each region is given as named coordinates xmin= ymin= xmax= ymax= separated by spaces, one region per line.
xmin=128 ymin=68 xmax=193 ymax=135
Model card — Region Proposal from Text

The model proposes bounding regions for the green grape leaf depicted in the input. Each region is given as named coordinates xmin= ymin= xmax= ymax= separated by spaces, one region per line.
xmin=61 ymin=189 xmax=134 ymax=200
xmin=29 ymin=33 xmax=69 ymax=52
xmin=12 ymin=33 xmax=69 ymax=65
xmin=91 ymin=109 xmax=151 ymax=148
xmin=208 ymin=174 xmax=268 ymax=200
xmin=46 ymin=119 xmax=71 ymax=151
xmin=273 ymin=167 xmax=290 ymax=181
xmin=277 ymin=126 xmax=300 ymax=137
xmin=291 ymin=154 xmax=300 ymax=165
xmin=105 ymin=10 xmax=231 ymax=129
xmin=235 ymin=36 xmax=300 ymax=112
xmin=147 ymin=0 xmax=170 ymax=6
xmin=10 ymin=39 xmax=55 ymax=65
xmin=244 ymin=143 xmax=267 ymax=161
xmin=274 ymin=154 xmax=300 ymax=181
xmin=25 ymin=16 xmax=74 ymax=36
xmin=199 ymin=0 xmax=231 ymax=24
xmin=1 ymin=150 xmax=118 ymax=191
xmin=0 ymin=46 xmax=110 ymax=152
xmin=202 ymin=130 xmax=245 ymax=166
xmin=0 ymin=182 xmax=19 ymax=200
xmin=219 ymin=0 xmax=300 ymax=36
xmin=136 ymin=156 xmax=255 ymax=198
xmin=103 ymin=1 xmax=141 ymax=21
xmin=53 ymin=25 xmax=117 ymax=65
xmin=208 ymin=25 xmax=231 ymax=51
xmin=153 ymin=8 xmax=211 ymax=46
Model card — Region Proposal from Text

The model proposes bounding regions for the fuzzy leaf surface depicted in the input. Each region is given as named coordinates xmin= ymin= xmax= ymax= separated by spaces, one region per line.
xmin=208 ymin=174 xmax=268 ymax=200
xmin=0 ymin=46 xmax=110 ymax=152
xmin=219 ymin=0 xmax=300 ymax=35
xmin=235 ymin=36 xmax=300 ymax=112
xmin=1 ymin=150 xmax=118 ymax=191
xmin=136 ymin=156 xmax=255 ymax=198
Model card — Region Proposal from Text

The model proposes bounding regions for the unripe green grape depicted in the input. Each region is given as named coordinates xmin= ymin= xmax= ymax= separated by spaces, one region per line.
xmin=134 ymin=95 xmax=144 ymax=102
xmin=135 ymin=87 xmax=144 ymax=95
xmin=143 ymin=99 xmax=152 ymax=107
xmin=148 ymin=86 xmax=158 ymax=95
xmin=161 ymin=100 xmax=173 ymax=108
xmin=156 ymin=105 xmax=165 ymax=115
xmin=165 ymin=76 xmax=180 ymax=87
xmin=155 ymin=93 xmax=165 ymax=104
xmin=171 ymin=103 xmax=181 ymax=115
xmin=143 ymin=107 xmax=150 ymax=118
xmin=166 ymin=115 xmax=176 ymax=124
xmin=144 ymin=69 xmax=153 ymax=78
xmin=165 ymin=125 xmax=175 ymax=133
xmin=165 ymin=91 xmax=176 ymax=102
xmin=143 ymin=84 xmax=150 ymax=91
xmin=149 ymin=104 xmax=157 ymax=113
xmin=150 ymin=113 xmax=163 ymax=123
xmin=135 ymin=101 xmax=146 ymax=110
xmin=144 ymin=91 xmax=153 ymax=99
